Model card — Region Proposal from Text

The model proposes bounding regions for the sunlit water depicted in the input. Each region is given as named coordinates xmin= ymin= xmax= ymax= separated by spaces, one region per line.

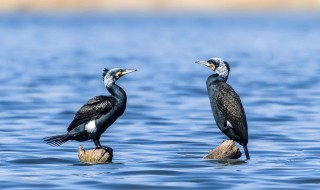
xmin=0 ymin=13 xmax=320 ymax=189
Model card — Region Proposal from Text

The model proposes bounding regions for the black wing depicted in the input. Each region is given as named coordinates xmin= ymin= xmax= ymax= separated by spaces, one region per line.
xmin=67 ymin=95 xmax=117 ymax=131
xmin=215 ymin=82 xmax=248 ymax=141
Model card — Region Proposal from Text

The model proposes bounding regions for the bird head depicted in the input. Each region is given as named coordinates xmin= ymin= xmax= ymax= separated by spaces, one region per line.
xmin=196 ymin=58 xmax=230 ymax=79
xmin=103 ymin=68 xmax=137 ymax=87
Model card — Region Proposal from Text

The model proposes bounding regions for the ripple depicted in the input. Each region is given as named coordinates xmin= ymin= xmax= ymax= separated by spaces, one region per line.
xmin=1 ymin=13 xmax=320 ymax=190
xmin=8 ymin=157 xmax=74 ymax=165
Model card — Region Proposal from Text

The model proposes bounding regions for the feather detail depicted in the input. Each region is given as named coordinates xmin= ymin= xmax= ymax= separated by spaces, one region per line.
xmin=67 ymin=95 xmax=116 ymax=131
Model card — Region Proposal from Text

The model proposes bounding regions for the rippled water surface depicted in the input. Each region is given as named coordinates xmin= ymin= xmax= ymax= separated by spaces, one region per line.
xmin=1 ymin=13 xmax=320 ymax=189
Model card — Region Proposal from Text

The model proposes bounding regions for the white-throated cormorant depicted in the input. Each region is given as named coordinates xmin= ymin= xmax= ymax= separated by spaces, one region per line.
xmin=196 ymin=58 xmax=250 ymax=160
xmin=44 ymin=68 xmax=137 ymax=149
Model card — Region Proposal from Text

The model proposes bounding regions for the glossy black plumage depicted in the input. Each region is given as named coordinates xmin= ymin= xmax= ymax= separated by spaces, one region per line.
xmin=67 ymin=95 xmax=117 ymax=131
xmin=197 ymin=58 xmax=250 ymax=160
xmin=44 ymin=68 xmax=136 ymax=149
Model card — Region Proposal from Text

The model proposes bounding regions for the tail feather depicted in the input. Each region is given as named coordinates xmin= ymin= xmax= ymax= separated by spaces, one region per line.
xmin=44 ymin=134 xmax=69 ymax=146
xmin=243 ymin=144 xmax=250 ymax=160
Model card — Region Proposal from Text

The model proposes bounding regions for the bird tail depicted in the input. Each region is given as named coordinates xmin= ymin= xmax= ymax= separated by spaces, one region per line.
xmin=44 ymin=134 xmax=69 ymax=146
xmin=243 ymin=144 xmax=250 ymax=160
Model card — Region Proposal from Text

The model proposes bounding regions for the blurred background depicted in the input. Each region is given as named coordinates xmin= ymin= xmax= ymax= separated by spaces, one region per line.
xmin=1 ymin=0 xmax=320 ymax=12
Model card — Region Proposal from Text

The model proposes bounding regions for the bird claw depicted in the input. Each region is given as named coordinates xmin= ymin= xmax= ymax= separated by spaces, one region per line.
xmin=95 ymin=146 xmax=113 ymax=151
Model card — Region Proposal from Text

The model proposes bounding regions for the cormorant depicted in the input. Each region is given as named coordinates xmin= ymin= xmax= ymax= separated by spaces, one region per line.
xmin=44 ymin=68 xmax=137 ymax=149
xmin=196 ymin=58 xmax=250 ymax=160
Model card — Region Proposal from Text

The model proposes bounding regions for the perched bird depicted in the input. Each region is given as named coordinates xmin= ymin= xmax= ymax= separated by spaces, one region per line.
xmin=44 ymin=68 xmax=137 ymax=149
xmin=196 ymin=58 xmax=250 ymax=160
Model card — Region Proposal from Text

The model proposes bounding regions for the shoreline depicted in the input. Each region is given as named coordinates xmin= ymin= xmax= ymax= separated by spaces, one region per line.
xmin=1 ymin=0 xmax=320 ymax=13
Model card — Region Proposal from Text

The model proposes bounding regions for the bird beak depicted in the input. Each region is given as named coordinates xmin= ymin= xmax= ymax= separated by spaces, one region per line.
xmin=195 ymin=60 xmax=216 ymax=70
xmin=119 ymin=69 xmax=137 ymax=77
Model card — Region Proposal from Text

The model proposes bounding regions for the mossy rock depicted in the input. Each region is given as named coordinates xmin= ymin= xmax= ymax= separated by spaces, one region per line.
xmin=203 ymin=140 xmax=242 ymax=160
xmin=78 ymin=145 xmax=113 ymax=164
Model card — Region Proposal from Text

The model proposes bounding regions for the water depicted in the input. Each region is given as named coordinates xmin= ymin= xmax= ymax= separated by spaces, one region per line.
xmin=1 ymin=13 xmax=320 ymax=189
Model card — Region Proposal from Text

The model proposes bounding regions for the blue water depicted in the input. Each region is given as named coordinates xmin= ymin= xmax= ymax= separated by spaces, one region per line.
xmin=1 ymin=13 xmax=320 ymax=189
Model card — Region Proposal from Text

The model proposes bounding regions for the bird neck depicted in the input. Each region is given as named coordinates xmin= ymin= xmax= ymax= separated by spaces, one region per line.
xmin=104 ymin=77 xmax=115 ymax=88
xmin=107 ymin=83 xmax=127 ymax=102
xmin=209 ymin=73 xmax=228 ymax=83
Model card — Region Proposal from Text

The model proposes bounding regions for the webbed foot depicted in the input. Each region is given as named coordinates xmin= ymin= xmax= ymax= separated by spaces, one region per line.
xmin=95 ymin=145 xmax=110 ymax=150
xmin=95 ymin=145 xmax=113 ymax=153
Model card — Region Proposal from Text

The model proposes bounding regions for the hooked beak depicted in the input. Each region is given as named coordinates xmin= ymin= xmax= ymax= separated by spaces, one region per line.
xmin=195 ymin=60 xmax=216 ymax=70
xmin=119 ymin=69 xmax=137 ymax=77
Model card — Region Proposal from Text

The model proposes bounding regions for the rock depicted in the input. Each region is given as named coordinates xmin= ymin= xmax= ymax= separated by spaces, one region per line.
xmin=78 ymin=145 xmax=113 ymax=163
xmin=203 ymin=140 xmax=242 ymax=160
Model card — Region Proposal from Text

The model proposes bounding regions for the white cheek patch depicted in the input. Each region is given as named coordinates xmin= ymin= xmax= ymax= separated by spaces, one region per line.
xmin=216 ymin=63 xmax=229 ymax=78
xmin=104 ymin=77 xmax=115 ymax=88
xmin=85 ymin=120 xmax=97 ymax=133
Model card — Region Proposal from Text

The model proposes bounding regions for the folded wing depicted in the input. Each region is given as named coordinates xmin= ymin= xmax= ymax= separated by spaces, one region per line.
xmin=67 ymin=95 xmax=117 ymax=131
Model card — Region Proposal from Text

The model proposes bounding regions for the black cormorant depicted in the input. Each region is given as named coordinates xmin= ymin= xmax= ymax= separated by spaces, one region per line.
xmin=44 ymin=68 xmax=137 ymax=149
xmin=196 ymin=58 xmax=250 ymax=160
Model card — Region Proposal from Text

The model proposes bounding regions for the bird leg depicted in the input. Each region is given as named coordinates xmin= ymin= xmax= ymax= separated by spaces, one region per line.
xmin=93 ymin=138 xmax=112 ymax=150
xmin=93 ymin=138 xmax=102 ymax=149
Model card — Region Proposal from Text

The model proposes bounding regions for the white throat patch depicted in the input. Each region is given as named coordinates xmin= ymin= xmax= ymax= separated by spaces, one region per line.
xmin=85 ymin=120 xmax=97 ymax=133
xmin=104 ymin=77 xmax=115 ymax=88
